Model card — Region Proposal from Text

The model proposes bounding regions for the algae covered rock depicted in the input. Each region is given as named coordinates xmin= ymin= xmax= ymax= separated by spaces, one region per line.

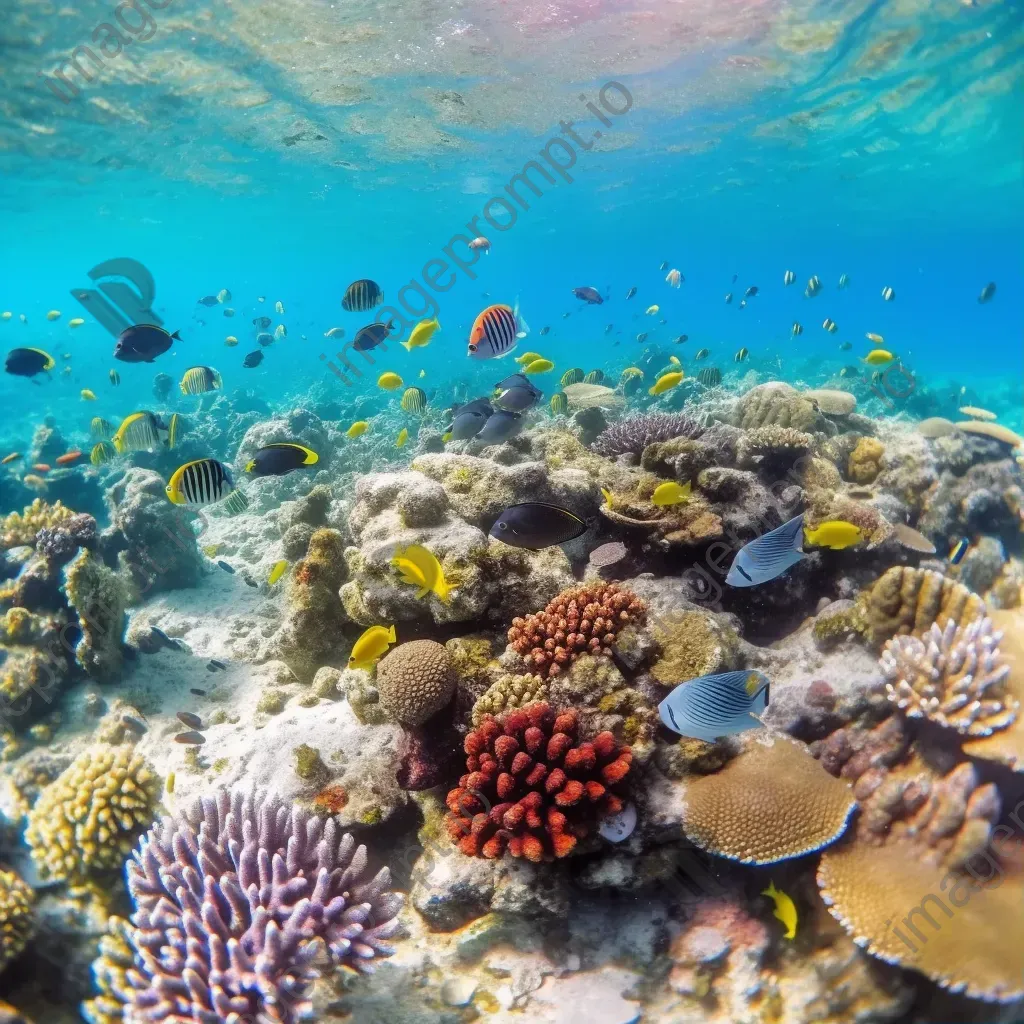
xmin=64 ymin=549 xmax=128 ymax=682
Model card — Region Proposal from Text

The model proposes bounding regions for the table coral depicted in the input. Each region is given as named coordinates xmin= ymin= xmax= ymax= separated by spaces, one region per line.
xmin=847 ymin=436 xmax=885 ymax=483
xmin=445 ymin=702 xmax=632 ymax=862
xmin=1 ymin=499 xmax=74 ymax=549
xmin=0 ymin=868 xmax=33 ymax=972
xmin=682 ymin=735 xmax=856 ymax=865
xmin=507 ymin=582 xmax=646 ymax=678
xmin=25 ymin=744 xmax=160 ymax=882
xmin=376 ymin=638 xmax=455 ymax=726
xmin=881 ymin=615 xmax=1017 ymax=736
xmin=590 ymin=412 xmax=705 ymax=459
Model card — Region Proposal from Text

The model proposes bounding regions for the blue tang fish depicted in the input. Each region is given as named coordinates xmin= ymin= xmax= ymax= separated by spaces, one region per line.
xmin=658 ymin=670 xmax=770 ymax=742
xmin=726 ymin=513 xmax=806 ymax=587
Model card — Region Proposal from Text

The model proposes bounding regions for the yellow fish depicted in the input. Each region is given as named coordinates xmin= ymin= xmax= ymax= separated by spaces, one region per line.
xmin=225 ymin=335 xmax=239 ymax=347
xmin=378 ymin=371 xmax=404 ymax=391
xmin=620 ymin=367 xmax=643 ymax=379
xmin=515 ymin=351 xmax=543 ymax=365
xmin=863 ymin=349 xmax=894 ymax=366
xmin=391 ymin=544 xmax=454 ymax=603
xmin=524 ymin=358 xmax=554 ymax=374
xmin=346 ymin=420 xmax=369 ymax=438
xmin=401 ymin=317 xmax=440 ymax=351
xmin=348 ymin=624 xmax=397 ymax=670
xmin=645 ymin=304 xmax=659 ymax=315
xmin=601 ymin=486 xmax=614 ymax=509
xmin=762 ymin=882 xmax=797 ymax=940
xmin=275 ymin=300 xmax=285 ymax=314
xmin=669 ymin=356 xmax=681 ymax=366
xmin=804 ymin=520 xmax=862 ymax=550
xmin=268 ymin=559 xmax=288 ymax=585
xmin=69 ymin=318 xmax=85 ymax=328
xmin=396 ymin=427 xmax=409 ymax=448
xmin=46 ymin=310 xmax=61 ymax=321
xmin=865 ymin=332 xmax=884 ymax=345
xmin=1 ymin=312 xmax=11 ymax=320
xmin=80 ymin=389 xmax=97 ymax=401
xmin=649 ymin=371 xmax=684 ymax=395
xmin=651 ymin=480 xmax=691 ymax=506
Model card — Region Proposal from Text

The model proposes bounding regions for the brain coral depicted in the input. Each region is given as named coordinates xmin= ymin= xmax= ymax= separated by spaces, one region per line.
xmin=590 ymin=412 xmax=705 ymax=458
xmin=445 ymin=702 xmax=632 ymax=862
xmin=0 ymin=869 xmax=33 ymax=972
xmin=507 ymin=582 xmax=646 ymax=678
xmin=25 ymin=744 xmax=160 ymax=881
xmin=735 ymin=382 xmax=826 ymax=432
xmin=88 ymin=788 xmax=402 ymax=1024
xmin=682 ymin=735 xmax=856 ymax=864
xmin=376 ymin=638 xmax=455 ymax=726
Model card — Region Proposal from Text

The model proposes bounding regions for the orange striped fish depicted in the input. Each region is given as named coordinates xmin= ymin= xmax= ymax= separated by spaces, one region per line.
xmin=56 ymin=450 xmax=83 ymax=465
xmin=467 ymin=304 xmax=522 ymax=360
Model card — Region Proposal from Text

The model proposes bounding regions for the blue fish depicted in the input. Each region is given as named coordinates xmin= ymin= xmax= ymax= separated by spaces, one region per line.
xmin=949 ymin=537 xmax=969 ymax=565
xmin=658 ymin=670 xmax=770 ymax=742
xmin=477 ymin=410 xmax=524 ymax=444
xmin=217 ymin=560 xmax=235 ymax=575
xmin=726 ymin=513 xmax=805 ymax=587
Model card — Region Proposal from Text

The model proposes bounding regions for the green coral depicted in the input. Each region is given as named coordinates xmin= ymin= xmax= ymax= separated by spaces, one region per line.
xmin=294 ymin=743 xmax=329 ymax=785
xmin=81 ymin=915 xmax=134 ymax=1024
xmin=650 ymin=610 xmax=737 ymax=684
xmin=0 ymin=868 xmax=34 ymax=971
xmin=64 ymin=550 xmax=129 ymax=681
xmin=472 ymin=673 xmax=547 ymax=725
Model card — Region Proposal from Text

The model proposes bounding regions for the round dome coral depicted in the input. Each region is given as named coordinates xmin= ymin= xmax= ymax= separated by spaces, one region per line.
xmin=376 ymin=638 xmax=456 ymax=726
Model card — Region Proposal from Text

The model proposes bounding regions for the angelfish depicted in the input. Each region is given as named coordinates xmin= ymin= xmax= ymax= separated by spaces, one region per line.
xmin=725 ymin=513 xmax=806 ymax=587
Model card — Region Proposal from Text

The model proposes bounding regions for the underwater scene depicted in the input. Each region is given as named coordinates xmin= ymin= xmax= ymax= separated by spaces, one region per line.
xmin=1 ymin=0 xmax=1023 ymax=1021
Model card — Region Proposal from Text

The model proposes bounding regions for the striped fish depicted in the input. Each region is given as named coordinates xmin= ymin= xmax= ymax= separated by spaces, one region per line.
xmin=658 ymin=670 xmax=770 ymax=742
xmin=881 ymin=285 xmax=895 ymax=301
xmin=583 ymin=369 xmax=605 ymax=384
xmin=726 ymin=513 xmax=806 ymax=587
xmin=696 ymin=367 xmax=721 ymax=387
xmin=822 ymin=318 xmax=838 ymax=334
xmin=734 ymin=347 xmax=749 ymax=362
xmin=219 ymin=488 xmax=251 ymax=516
xmin=342 ymin=279 xmax=383 ymax=312
xmin=560 ymin=367 xmax=584 ymax=387
xmin=400 ymin=387 xmax=427 ymax=414
xmin=90 ymin=417 xmax=114 ymax=441
xmin=791 ymin=322 xmax=803 ymax=336
xmin=550 ymin=392 xmax=568 ymax=414
xmin=467 ymin=304 xmax=519 ymax=359
xmin=109 ymin=369 xmax=120 ymax=386
xmin=113 ymin=412 xmax=162 ymax=453
xmin=165 ymin=458 xmax=236 ymax=507
xmin=783 ymin=270 xmax=795 ymax=286
xmin=838 ymin=273 xmax=850 ymax=289
xmin=90 ymin=442 xmax=116 ymax=466
xmin=694 ymin=348 xmax=710 ymax=360
xmin=168 ymin=412 xmax=181 ymax=448
xmin=180 ymin=366 xmax=222 ymax=395
xmin=805 ymin=275 xmax=822 ymax=298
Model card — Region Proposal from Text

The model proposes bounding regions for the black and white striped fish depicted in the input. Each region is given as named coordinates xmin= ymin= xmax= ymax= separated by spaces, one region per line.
xmin=467 ymin=303 xmax=526 ymax=359
xmin=342 ymin=279 xmax=383 ymax=312
xmin=658 ymin=670 xmax=770 ymax=742
xmin=165 ymin=458 xmax=236 ymax=507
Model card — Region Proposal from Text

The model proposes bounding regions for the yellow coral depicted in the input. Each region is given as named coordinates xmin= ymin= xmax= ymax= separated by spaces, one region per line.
xmin=81 ymin=915 xmax=134 ymax=1024
xmin=847 ymin=437 xmax=885 ymax=484
xmin=472 ymin=673 xmax=546 ymax=725
xmin=0 ymin=868 xmax=33 ymax=971
xmin=1 ymin=498 xmax=74 ymax=549
xmin=25 ymin=745 xmax=160 ymax=881
xmin=650 ymin=610 xmax=736 ymax=684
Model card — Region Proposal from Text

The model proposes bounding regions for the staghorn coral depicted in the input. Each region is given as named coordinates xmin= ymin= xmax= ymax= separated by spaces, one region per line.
xmin=736 ymin=425 xmax=812 ymax=468
xmin=376 ymin=639 xmax=455 ymax=726
xmin=0 ymin=869 xmax=33 ymax=972
xmin=847 ymin=436 xmax=885 ymax=484
xmin=445 ymin=702 xmax=632 ymax=862
xmin=507 ymin=582 xmax=646 ymax=678
xmin=1 ymin=498 xmax=75 ymax=549
xmin=25 ymin=744 xmax=160 ymax=882
xmin=881 ymin=616 xmax=1017 ymax=736
xmin=35 ymin=512 xmax=97 ymax=566
xmin=590 ymin=412 xmax=704 ymax=459
xmin=650 ymin=610 xmax=738 ymax=684
xmin=88 ymin=788 xmax=402 ymax=1023
xmin=682 ymin=735 xmax=856 ymax=864
xmin=64 ymin=549 xmax=128 ymax=682
xmin=472 ymin=672 xmax=547 ymax=726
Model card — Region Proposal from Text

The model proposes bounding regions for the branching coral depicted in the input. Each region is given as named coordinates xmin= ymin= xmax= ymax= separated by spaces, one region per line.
xmin=881 ymin=616 xmax=1017 ymax=736
xmin=0 ymin=868 xmax=33 ymax=972
xmin=507 ymin=582 xmax=646 ymax=678
xmin=82 ymin=915 xmax=135 ymax=1024
xmin=87 ymin=788 xmax=402 ymax=1024
xmin=1 ymin=498 xmax=74 ymax=549
xmin=25 ymin=744 xmax=160 ymax=881
xmin=590 ymin=412 xmax=704 ymax=458
xmin=472 ymin=672 xmax=547 ymax=726
xmin=376 ymin=639 xmax=455 ymax=726
xmin=445 ymin=702 xmax=632 ymax=862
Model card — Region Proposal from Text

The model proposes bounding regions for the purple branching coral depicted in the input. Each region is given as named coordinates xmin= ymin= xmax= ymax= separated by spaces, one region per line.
xmin=590 ymin=412 xmax=705 ymax=458
xmin=107 ymin=787 xmax=402 ymax=1023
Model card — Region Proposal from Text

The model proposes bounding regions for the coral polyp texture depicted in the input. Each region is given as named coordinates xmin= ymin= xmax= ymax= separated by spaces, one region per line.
xmin=1 ymin=498 xmax=75 ymax=548
xmin=471 ymin=672 xmax=547 ymax=726
xmin=375 ymin=638 xmax=456 ymax=726
xmin=0 ymin=868 xmax=34 ymax=972
xmin=507 ymin=582 xmax=646 ymax=678
xmin=90 ymin=788 xmax=402 ymax=1024
xmin=590 ymin=412 xmax=705 ymax=458
xmin=881 ymin=615 xmax=1017 ymax=736
xmin=445 ymin=702 xmax=633 ymax=862
xmin=682 ymin=735 xmax=857 ymax=865
xmin=25 ymin=744 xmax=160 ymax=882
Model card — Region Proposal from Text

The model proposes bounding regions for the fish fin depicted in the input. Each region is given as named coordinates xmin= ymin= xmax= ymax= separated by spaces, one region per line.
xmin=387 ymin=624 xmax=396 ymax=642
xmin=171 ymin=331 xmax=181 ymax=340
xmin=400 ymin=340 xmax=413 ymax=351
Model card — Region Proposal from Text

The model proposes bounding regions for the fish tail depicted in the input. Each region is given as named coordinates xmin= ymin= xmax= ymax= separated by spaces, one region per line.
xmin=400 ymin=340 xmax=413 ymax=351
xmin=387 ymin=624 xmax=396 ymax=641
xmin=171 ymin=330 xmax=181 ymax=340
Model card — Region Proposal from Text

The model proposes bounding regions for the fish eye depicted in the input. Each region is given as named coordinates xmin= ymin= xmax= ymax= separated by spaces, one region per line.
xmin=468 ymin=344 xmax=477 ymax=352
xmin=498 ymin=521 xmax=508 ymax=531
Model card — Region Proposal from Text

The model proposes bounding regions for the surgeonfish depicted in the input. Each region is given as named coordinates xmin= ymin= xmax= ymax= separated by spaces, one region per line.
xmin=245 ymin=443 xmax=319 ymax=476
xmin=401 ymin=316 xmax=440 ymax=351
xmin=744 ymin=285 xmax=758 ymax=297
xmin=649 ymin=371 xmax=683 ymax=396
xmin=651 ymin=481 xmax=691 ymax=506
xmin=803 ymin=520 xmax=862 ymax=550
xmin=515 ymin=351 xmax=543 ymax=365
xmin=523 ymin=358 xmax=554 ymax=374
xmin=493 ymin=372 xmax=541 ymax=412
xmin=268 ymin=560 xmax=289 ymax=585
xmin=864 ymin=349 xmax=894 ymax=366
xmin=726 ymin=513 xmax=806 ymax=587
xmin=625 ymin=287 xmax=637 ymax=299
xmin=396 ymin=427 xmax=409 ymax=448
xmin=489 ymin=502 xmax=586 ymax=549
xmin=114 ymin=324 xmax=179 ymax=363
xmin=391 ymin=544 xmax=453 ymax=602
xmin=165 ymin=458 xmax=237 ymax=507
xmin=342 ymin=279 xmax=383 ymax=312
xmin=476 ymin=410 xmax=524 ymax=444
xmin=348 ymin=624 xmax=397 ymax=670
xmin=658 ymin=670 xmax=770 ymax=742
xmin=180 ymin=366 xmax=223 ymax=395
xmin=762 ymin=882 xmax=798 ymax=939
xmin=5 ymin=347 xmax=54 ymax=377
xmin=353 ymin=321 xmax=392 ymax=352
xmin=572 ymin=286 xmax=603 ymax=304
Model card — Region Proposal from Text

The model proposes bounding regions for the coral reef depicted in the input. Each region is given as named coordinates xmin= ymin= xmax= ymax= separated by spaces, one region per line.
xmin=507 ymin=582 xmax=646 ymax=678
xmin=1 ymin=499 xmax=75 ymax=549
xmin=63 ymin=550 xmax=127 ymax=682
xmin=445 ymin=703 xmax=633 ymax=861
xmin=0 ymin=869 xmax=33 ymax=972
xmin=472 ymin=672 xmax=547 ymax=726
xmin=81 ymin=915 xmax=134 ymax=1024
xmin=736 ymin=424 xmax=813 ymax=469
xmin=847 ymin=436 xmax=886 ymax=484
xmin=590 ymin=412 xmax=705 ymax=459
xmin=734 ymin=382 xmax=830 ymax=433
xmin=25 ymin=745 xmax=160 ymax=882
xmin=375 ymin=638 xmax=455 ymax=726
xmin=88 ymin=788 xmax=402 ymax=1022
xmin=650 ymin=609 xmax=739 ymax=683
xmin=34 ymin=513 xmax=97 ymax=568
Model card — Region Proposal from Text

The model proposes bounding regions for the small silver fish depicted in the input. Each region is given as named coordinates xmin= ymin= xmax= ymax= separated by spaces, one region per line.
xmin=726 ymin=514 xmax=805 ymax=587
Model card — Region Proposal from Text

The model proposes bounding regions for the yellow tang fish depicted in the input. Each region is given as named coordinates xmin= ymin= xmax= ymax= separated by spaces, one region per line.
xmin=396 ymin=427 xmax=409 ymax=448
xmin=346 ymin=420 xmax=369 ymax=438
xmin=762 ymin=882 xmax=797 ymax=939
xmin=391 ymin=544 xmax=454 ymax=603
xmin=863 ymin=349 xmax=894 ymax=366
xmin=401 ymin=317 xmax=440 ymax=351
xmin=69 ymin=317 xmax=85 ymax=328
xmin=80 ymin=389 xmax=97 ymax=401
xmin=524 ymin=358 xmax=554 ymax=374
xmin=268 ymin=559 xmax=288 ymax=585
xmin=515 ymin=351 xmax=543 ymax=365
xmin=348 ymin=624 xmax=397 ymax=670
xmin=804 ymin=520 xmax=862 ymax=550
xmin=46 ymin=310 xmax=61 ymax=321
xmin=651 ymin=480 xmax=691 ymax=506
xmin=649 ymin=371 xmax=683 ymax=396
xmin=378 ymin=371 xmax=404 ymax=391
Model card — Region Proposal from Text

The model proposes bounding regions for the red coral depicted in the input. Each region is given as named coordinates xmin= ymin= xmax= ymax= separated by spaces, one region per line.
xmin=445 ymin=702 xmax=633 ymax=862
xmin=506 ymin=583 xmax=646 ymax=679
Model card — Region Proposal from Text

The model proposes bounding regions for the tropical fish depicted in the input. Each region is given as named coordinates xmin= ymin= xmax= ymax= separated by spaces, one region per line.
xmin=90 ymin=417 xmax=113 ymax=441
xmin=32 ymin=463 xmax=50 ymax=473
xmin=208 ymin=659 xmax=227 ymax=670
xmin=241 ymin=350 xmax=264 ymax=371
xmin=734 ymin=347 xmax=749 ymax=362
xmin=625 ymin=286 xmax=637 ymax=299
xmin=80 ymin=389 xmax=97 ymax=401
xmin=343 ymin=279 xmax=383 ymax=312
xmin=515 ymin=351 xmax=543 ymax=365
xmin=223 ymin=308 xmax=236 ymax=318
xmin=726 ymin=513 xmax=806 ymax=587
xmin=468 ymin=304 xmax=522 ymax=359
xmin=275 ymin=300 xmax=285 ymax=314
xmin=762 ymin=882 xmax=798 ymax=939
xmin=949 ymin=537 xmax=969 ymax=565
xmin=346 ymin=421 xmax=369 ymax=439
xmin=658 ymin=670 xmax=770 ymax=743
xmin=69 ymin=317 xmax=85 ymax=328
xmin=822 ymin=318 xmax=838 ymax=333
xmin=5 ymin=347 xmax=54 ymax=377
xmin=523 ymin=358 xmax=554 ymax=374
xmin=601 ymin=487 xmax=614 ymax=509
xmin=978 ymin=282 xmax=996 ymax=304
xmin=165 ymin=458 xmax=238 ymax=507
xmin=109 ymin=369 xmax=121 ymax=386
xmin=112 ymin=411 xmax=162 ymax=453
xmin=273 ymin=324 xmax=287 ymax=341
xmin=477 ymin=410 xmax=523 ymax=444
xmin=783 ymin=270 xmax=795 ymax=285
xmin=666 ymin=269 xmax=682 ymax=288
xmin=493 ymin=373 xmax=541 ymax=412
xmin=396 ymin=427 xmax=409 ymax=448
xmin=744 ymin=285 xmax=758 ymax=297
xmin=804 ymin=520 xmax=862 ymax=550
xmin=791 ymin=322 xmax=803 ymax=337
xmin=224 ymin=335 xmax=238 ymax=347
xmin=651 ymin=480 xmax=691 ymax=506
xmin=540 ymin=326 xmax=550 ymax=335
xmin=620 ymin=367 xmax=643 ymax=380
xmin=353 ymin=321 xmax=392 ymax=352
xmin=114 ymin=324 xmax=179 ymax=363
xmin=180 ymin=366 xmax=223 ymax=395
xmin=268 ymin=560 xmax=289 ymax=585
xmin=696 ymin=367 xmax=721 ymax=387
xmin=550 ymin=392 xmax=568 ymax=415
xmin=739 ymin=299 xmax=747 ymax=309
xmin=446 ymin=400 xmax=492 ymax=441
xmin=198 ymin=295 xmax=219 ymax=307
xmin=324 ymin=327 xmax=345 ymax=339
xmin=1 ymin=453 xmax=21 ymax=465
xmin=839 ymin=342 xmax=853 ymax=352
xmin=217 ymin=560 xmax=235 ymax=574
xmin=893 ymin=523 xmax=937 ymax=554
xmin=838 ymin=273 xmax=850 ymax=289
xmin=217 ymin=288 xmax=231 ymax=303
xmin=573 ymin=286 xmax=603 ymax=304
xmin=881 ymin=286 xmax=895 ymax=301
xmin=724 ymin=292 xmax=733 ymax=304
xmin=256 ymin=333 xmax=275 ymax=347
xmin=864 ymin=349 xmax=894 ymax=366
xmin=378 ymin=371 xmax=404 ymax=391
xmin=584 ymin=369 xmax=605 ymax=384
xmin=468 ymin=236 xmax=491 ymax=253
xmin=645 ymin=304 xmax=660 ymax=315
xmin=674 ymin=334 xmax=689 ymax=344
xmin=649 ymin=371 xmax=683 ymax=396
xmin=636 ymin=332 xmax=648 ymax=343
xmin=0 ymin=312 xmax=9 ymax=320
xmin=245 ymin=443 xmax=319 ymax=476
xmin=805 ymin=275 xmax=822 ymax=297
xmin=402 ymin=316 xmax=440 ymax=351
xmin=669 ymin=356 xmax=681 ymax=366
xmin=401 ymin=387 xmax=427 ymax=415
xmin=175 ymin=731 xmax=205 ymax=745
xmin=561 ymin=367 xmax=584 ymax=387
xmin=489 ymin=502 xmax=586 ymax=549
xmin=348 ymin=624 xmax=398 ymax=670
xmin=866 ymin=332 xmax=884 ymax=345
xmin=391 ymin=544 xmax=453 ymax=602
xmin=56 ymin=450 xmax=82 ymax=465
xmin=694 ymin=348 xmax=710 ymax=360
xmin=217 ymin=488 xmax=251 ymax=517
